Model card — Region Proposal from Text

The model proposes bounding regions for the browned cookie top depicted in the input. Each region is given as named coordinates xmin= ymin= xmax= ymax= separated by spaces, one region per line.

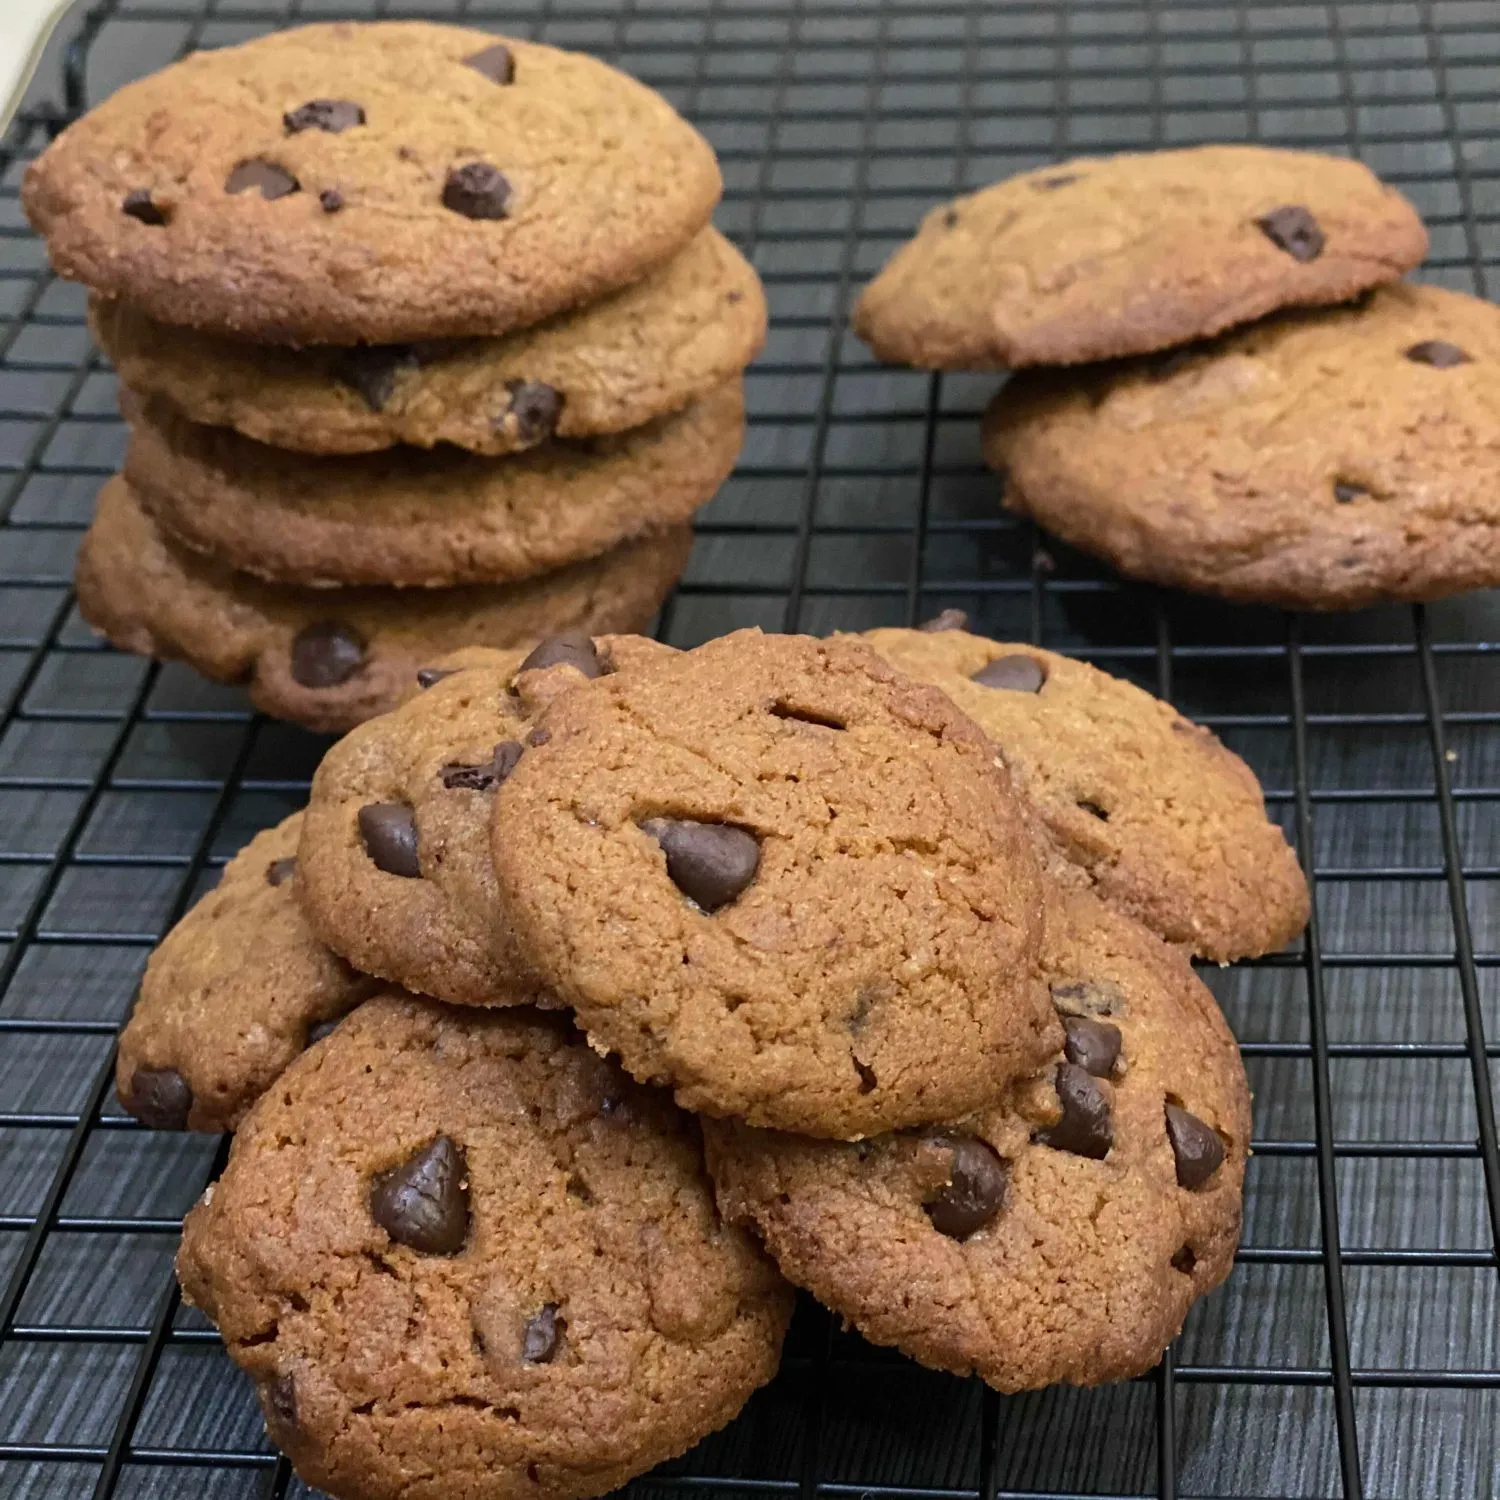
xmin=177 ymin=993 xmax=792 ymax=1500
xmin=24 ymin=22 xmax=721 ymax=343
xmin=854 ymin=145 xmax=1426 ymax=369
xmin=492 ymin=629 xmax=1057 ymax=1139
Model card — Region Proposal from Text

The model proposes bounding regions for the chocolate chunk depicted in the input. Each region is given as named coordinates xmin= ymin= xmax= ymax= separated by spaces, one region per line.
xmin=441 ymin=740 xmax=523 ymax=791
xmin=1050 ymin=978 xmax=1127 ymax=1019
xmin=290 ymin=622 xmax=366 ymax=688
xmin=1255 ymin=204 xmax=1324 ymax=262
xmin=306 ymin=1017 xmax=343 ymax=1046
xmin=917 ymin=608 xmax=969 ymax=632
xmin=1333 ymin=480 xmax=1368 ymax=504
xmin=971 ymin=654 xmax=1045 ymax=692
xmin=921 ymin=1134 xmax=1009 ymax=1239
xmin=1033 ymin=172 xmax=1079 ymax=191
xmin=225 ymin=159 xmax=300 ymax=200
xmin=521 ymin=1304 xmax=562 ymax=1362
xmin=416 ymin=666 xmax=458 ymax=690
xmin=464 ymin=43 xmax=516 ymax=84
xmin=641 ymin=818 xmax=761 ymax=912
xmin=333 ymin=346 xmax=416 ymax=411
xmin=1061 ymin=1015 xmax=1122 ymax=1078
xmin=122 ymin=189 xmax=167 ymax=225
xmin=125 ymin=1065 xmax=193 ymax=1130
xmin=266 ymin=856 xmax=297 ymax=887
xmin=852 ymin=1056 xmax=878 ymax=1093
xmin=319 ymin=188 xmax=345 ymax=213
xmin=284 ymin=99 xmax=365 ymax=134
xmin=1165 ymin=1103 xmax=1225 ymax=1189
xmin=1405 ymin=339 xmax=1470 ymax=368
xmin=504 ymin=381 xmax=564 ymax=443
xmin=265 ymin=1374 xmax=297 ymax=1429
xmin=1077 ymin=799 xmax=1110 ymax=821
xmin=518 ymin=631 xmax=603 ymax=678
xmin=442 ymin=161 xmax=512 ymax=220
xmin=369 ymin=1135 xmax=469 ymax=1254
xmin=1036 ymin=1062 xmax=1112 ymax=1159
xmin=1170 ymin=1245 xmax=1197 ymax=1274
xmin=358 ymin=803 xmax=421 ymax=878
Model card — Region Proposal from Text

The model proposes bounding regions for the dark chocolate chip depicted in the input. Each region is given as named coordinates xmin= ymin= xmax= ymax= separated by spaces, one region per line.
xmin=358 ymin=803 xmax=421 ymax=878
xmin=122 ymin=188 xmax=168 ymax=225
xmin=464 ymin=43 xmax=516 ymax=84
xmin=443 ymin=161 xmax=512 ymax=220
xmin=1036 ymin=1062 xmax=1112 ymax=1159
xmin=1077 ymin=799 xmax=1110 ymax=821
xmin=441 ymin=740 xmax=523 ymax=791
xmin=266 ymin=856 xmax=297 ymax=887
xmin=1333 ymin=480 xmax=1368 ymax=504
xmin=126 ymin=1065 xmax=193 ymax=1130
xmin=503 ymin=381 xmax=564 ymax=443
xmin=1165 ymin=1103 xmax=1225 ymax=1189
xmin=1033 ymin=172 xmax=1079 ymax=191
xmin=518 ymin=631 xmax=603 ymax=678
xmin=1050 ymin=978 xmax=1127 ymax=1019
xmin=1170 ymin=1245 xmax=1197 ymax=1274
xmin=917 ymin=608 xmax=969 ymax=632
xmin=306 ymin=1016 xmax=343 ymax=1046
xmin=265 ymin=1374 xmax=297 ymax=1429
xmin=852 ymin=1056 xmax=878 ymax=1093
xmin=333 ymin=346 xmax=416 ymax=411
xmin=921 ymin=1134 xmax=1009 ymax=1239
xmin=417 ymin=666 xmax=458 ymax=690
xmin=284 ymin=99 xmax=366 ymax=134
xmin=225 ymin=159 xmax=299 ymax=200
xmin=290 ymin=622 xmax=366 ymax=688
xmin=1405 ymin=339 xmax=1470 ymax=368
xmin=640 ymin=818 xmax=761 ymax=912
xmin=971 ymin=654 xmax=1045 ymax=692
xmin=1062 ymin=1014 xmax=1123 ymax=1078
xmin=369 ymin=1135 xmax=469 ymax=1254
xmin=521 ymin=1304 xmax=562 ymax=1362
xmin=1255 ymin=204 xmax=1324 ymax=262
xmin=320 ymin=188 xmax=345 ymax=213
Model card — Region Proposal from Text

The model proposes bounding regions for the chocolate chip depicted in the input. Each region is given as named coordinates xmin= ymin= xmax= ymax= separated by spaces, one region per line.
xmin=1333 ymin=480 xmax=1368 ymax=504
xmin=1405 ymin=339 xmax=1470 ymax=368
xmin=464 ymin=43 xmax=516 ymax=84
xmin=125 ymin=1065 xmax=192 ymax=1130
xmin=441 ymin=741 xmax=523 ymax=791
xmin=290 ymin=621 xmax=366 ymax=688
xmin=266 ymin=856 xmax=297 ymax=887
xmin=518 ymin=631 xmax=603 ymax=678
xmin=1050 ymin=978 xmax=1127 ymax=1019
xmin=1036 ymin=1062 xmax=1112 ymax=1159
xmin=1255 ymin=204 xmax=1324 ymax=262
xmin=526 ymin=727 xmax=552 ymax=748
xmin=1062 ymin=1015 xmax=1122 ymax=1078
xmin=122 ymin=189 xmax=167 ymax=225
xmin=225 ymin=159 xmax=300 ymax=199
xmin=503 ymin=381 xmax=564 ymax=443
xmin=521 ymin=1304 xmax=562 ymax=1362
xmin=306 ymin=1017 xmax=342 ymax=1046
xmin=369 ymin=1135 xmax=469 ymax=1254
xmin=852 ymin=1056 xmax=878 ymax=1093
xmin=333 ymin=346 xmax=416 ymax=411
xmin=1170 ymin=1245 xmax=1197 ymax=1275
xmin=417 ymin=666 xmax=457 ymax=690
xmin=443 ymin=161 xmax=512 ymax=220
xmin=920 ymin=1134 xmax=1009 ymax=1239
xmin=917 ymin=608 xmax=968 ymax=632
xmin=1165 ymin=1103 xmax=1225 ymax=1189
xmin=1077 ymin=799 xmax=1109 ymax=821
xmin=319 ymin=188 xmax=345 ymax=213
xmin=1033 ymin=172 xmax=1079 ymax=191
xmin=284 ymin=99 xmax=365 ymax=134
xmin=265 ymin=1374 xmax=297 ymax=1429
xmin=971 ymin=654 xmax=1045 ymax=692
xmin=358 ymin=803 xmax=421 ymax=878
xmin=641 ymin=818 xmax=761 ymax=912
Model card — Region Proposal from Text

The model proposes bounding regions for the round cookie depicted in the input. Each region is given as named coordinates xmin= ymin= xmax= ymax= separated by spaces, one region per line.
xmin=24 ymin=22 xmax=721 ymax=344
xmin=75 ymin=476 xmax=691 ymax=734
xmin=491 ymin=629 xmax=1058 ymax=1140
xmin=117 ymin=814 xmax=377 ymax=1133
xmin=121 ymin=381 xmax=742 ymax=589
xmin=176 ymin=993 xmax=793 ymax=1500
xmin=853 ymin=145 xmax=1427 ymax=369
xmin=298 ymin=633 xmax=675 ymax=1007
xmin=985 ymin=282 xmax=1500 ymax=608
xmin=860 ymin=625 xmax=1308 ymax=961
xmin=92 ymin=230 xmax=764 ymax=457
xmin=705 ymin=884 xmax=1250 ymax=1392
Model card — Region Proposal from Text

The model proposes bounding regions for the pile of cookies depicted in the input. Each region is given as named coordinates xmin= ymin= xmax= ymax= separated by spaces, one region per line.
xmin=22 ymin=22 xmax=764 ymax=731
xmin=856 ymin=145 xmax=1500 ymax=609
xmin=117 ymin=624 xmax=1310 ymax=1500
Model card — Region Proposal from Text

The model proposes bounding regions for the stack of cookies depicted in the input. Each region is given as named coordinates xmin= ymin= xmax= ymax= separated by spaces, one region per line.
xmin=117 ymin=624 xmax=1311 ymax=1500
xmin=23 ymin=22 xmax=765 ymax=731
xmin=855 ymin=145 xmax=1500 ymax=609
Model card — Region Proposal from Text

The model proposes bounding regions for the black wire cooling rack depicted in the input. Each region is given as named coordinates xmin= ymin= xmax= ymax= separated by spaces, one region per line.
xmin=0 ymin=1 xmax=1497 ymax=1497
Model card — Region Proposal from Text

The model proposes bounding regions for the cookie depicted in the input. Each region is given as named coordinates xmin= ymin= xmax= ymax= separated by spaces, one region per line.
xmin=24 ymin=22 xmax=721 ymax=344
xmin=860 ymin=625 xmax=1308 ymax=961
xmin=706 ymin=884 xmax=1250 ymax=1392
xmin=985 ymin=282 xmax=1500 ymax=608
xmin=76 ymin=476 xmax=691 ymax=733
xmin=853 ymin=145 xmax=1427 ymax=369
xmin=92 ymin=230 xmax=763 ymax=457
xmin=491 ymin=629 xmax=1058 ymax=1140
xmin=176 ymin=993 xmax=792 ymax=1500
xmin=116 ymin=814 xmax=377 ymax=1133
xmin=298 ymin=634 xmax=675 ymax=1007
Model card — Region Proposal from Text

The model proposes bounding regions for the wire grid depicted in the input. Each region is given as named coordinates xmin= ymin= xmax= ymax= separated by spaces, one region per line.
xmin=0 ymin=0 xmax=1496 ymax=1496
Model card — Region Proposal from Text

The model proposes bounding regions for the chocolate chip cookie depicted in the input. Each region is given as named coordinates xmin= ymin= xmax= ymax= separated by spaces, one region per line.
xmin=92 ymin=230 xmax=763 ymax=456
xmin=986 ymin=282 xmax=1500 ymax=608
xmin=854 ymin=145 xmax=1426 ymax=369
xmin=116 ymin=814 xmax=376 ymax=1133
xmin=706 ymin=883 xmax=1250 ymax=1392
xmin=76 ymin=477 xmax=690 ymax=733
xmin=176 ymin=993 xmax=792 ymax=1500
xmin=298 ymin=634 xmax=674 ymax=1006
xmin=861 ymin=625 xmax=1308 ymax=961
xmin=25 ymin=21 xmax=721 ymax=344
xmin=121 ymin=381 xmax=741 ymax=588
xmin=492 ymin=629 xmax=1058 ymax=1140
